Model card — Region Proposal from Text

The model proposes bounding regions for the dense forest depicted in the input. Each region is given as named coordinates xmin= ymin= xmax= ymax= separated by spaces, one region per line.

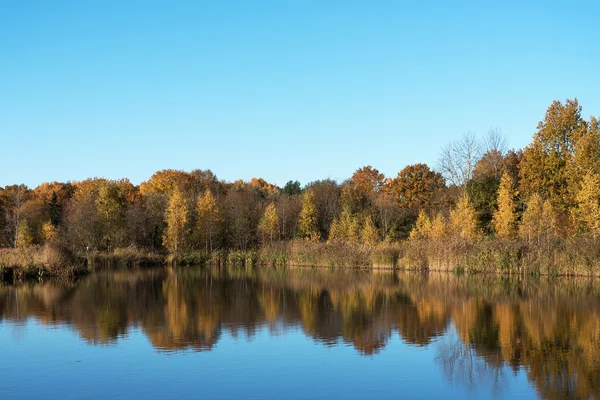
xmin=1 ymin=99 xmax=600 ymax=275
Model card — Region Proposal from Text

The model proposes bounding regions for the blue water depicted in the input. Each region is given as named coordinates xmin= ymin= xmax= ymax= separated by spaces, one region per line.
xmin=0 ymin=267 xmax=596 ymax=399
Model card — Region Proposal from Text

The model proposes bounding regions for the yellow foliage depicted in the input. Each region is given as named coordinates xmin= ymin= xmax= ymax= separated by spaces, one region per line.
xmin=429 ymin=213 xmax=448 ymax=240
xmin=41 ymin=221 xmax=58 ymax=243
xmin=16 ymin=220 xmax=33 ymax=248
xmin=410 ymin=210 xmax=431 ymax=240
xmin=360 ymin=215 xmax=379 ymax=246
xmin=575 ymin=171 xmax=600 ymax=237
xmin=493 ymin=171 xmax=518 ymax=238
xmin=163 ymin=188 xmax=189 ymax=253
xmin=196 ymin=189 xmax=222 ymax=252
xmin=298 ymin=190 xmax=320 ymax=241
xmin=449 ymin=193 xmax=480 ymax=241
xmin=258 ymin=202 xmax=280 ymax=243
xmin=520 ymin=194 xmax=559 ymax=245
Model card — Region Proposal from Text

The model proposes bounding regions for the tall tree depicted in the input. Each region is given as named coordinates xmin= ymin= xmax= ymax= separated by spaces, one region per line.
xmin=519 ymin=99 xmax=587 ymax=211
xmin=449 ymin=193 xmax=480 ymax=241
xmin=439 ymin=133 xmax=482 ymax=187
xmin=258 ymin=202 xmax=280 ymax=244
xmin=575 ymin=171 xmax=600 ymax=238
xmin=163 ymin=188 xmax=189 ymax=254
xmin=196 ymin=189 xmax=223 ymax=252
xmin=493 ymin=172 xmax=518 ymax=239
xmin=391 ymin=163 xmax=445 ymax=210
xmin=298 ymin=189 xmax=320 ymax=241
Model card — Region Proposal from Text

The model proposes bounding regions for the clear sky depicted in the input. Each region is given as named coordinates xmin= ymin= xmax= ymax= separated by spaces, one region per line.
xmin=1 ymin=0 xmax=599 ymax=188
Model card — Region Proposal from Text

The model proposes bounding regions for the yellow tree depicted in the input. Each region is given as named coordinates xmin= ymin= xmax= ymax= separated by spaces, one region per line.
xmin=449 ymin=193 xmax=480 ymax=241
xmin=409 ymin=210 xmax=431 ymax=240
xmin=298 ymin=190 xmax=320 ymax=241
xmin=16 ymin=220 xmax=33 ymax=248
xmin=519 ymin=194 xmax=559 ymax=246
xmin=519 ymin=193 xmax=543 ymax=246
xmin=519 ymin=99 xmax=587 ymax=211
xmin=575 ymin=171 xmax=600 ymax=237
xmin=41 ymin=221 xmax=58 ymax=243
xmin=163 ymin=188 xmax=189 ymax=254
xmin=258 ymin=202 xmax=280 ymax=243
xmin=429 ymin=213 xmax=448 ymax=240
xmin=493 ymin=171 xmax=518 ymax=239
xmin=196 ymin=189 xmax=222 ymax=252
xmin=540 ymin=199 xmax=559 ymax=245
xmin=360 ymin=215 xmax=379 ymax=246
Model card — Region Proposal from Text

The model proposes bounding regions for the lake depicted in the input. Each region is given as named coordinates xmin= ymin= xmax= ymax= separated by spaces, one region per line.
xmin=0 ymin=266 xmax=599 ymax=399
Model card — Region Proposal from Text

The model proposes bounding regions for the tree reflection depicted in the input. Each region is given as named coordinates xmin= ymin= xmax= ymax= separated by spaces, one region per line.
xmin=0 ymin=268 xmax=599 ymax=399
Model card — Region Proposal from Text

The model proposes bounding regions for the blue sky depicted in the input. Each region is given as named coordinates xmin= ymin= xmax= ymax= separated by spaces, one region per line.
xmin=1 ymin=0 xmax=599 ymax=188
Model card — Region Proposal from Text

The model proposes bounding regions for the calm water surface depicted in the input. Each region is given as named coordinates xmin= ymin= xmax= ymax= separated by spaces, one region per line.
xmin=1 ymin=267 xmax=599 ymax=399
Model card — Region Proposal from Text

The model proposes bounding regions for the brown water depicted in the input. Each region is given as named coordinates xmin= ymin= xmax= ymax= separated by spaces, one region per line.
xmin=0 ymin=266 xmax=599 ymax=399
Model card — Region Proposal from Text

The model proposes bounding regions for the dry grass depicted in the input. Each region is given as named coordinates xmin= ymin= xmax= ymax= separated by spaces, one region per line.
xmin=0 ymin=244 xmax=82 ymax=279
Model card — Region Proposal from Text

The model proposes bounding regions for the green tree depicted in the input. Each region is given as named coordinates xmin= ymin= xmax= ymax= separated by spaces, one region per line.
xmin=163 ymin=188 xmax=189 ymax=253
xmin=283 ymin=180 xmax=302 ymax=196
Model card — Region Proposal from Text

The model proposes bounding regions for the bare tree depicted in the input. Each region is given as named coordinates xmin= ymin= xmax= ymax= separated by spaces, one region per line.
xmin=484 ymin=127 xmax=508 ymax=155
xmin=438 ymin=133 xmax=482 ymax=187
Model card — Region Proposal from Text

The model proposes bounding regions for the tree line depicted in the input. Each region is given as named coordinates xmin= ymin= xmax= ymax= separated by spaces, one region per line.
xmin=1 ymin=99 xmax=599 ymax=257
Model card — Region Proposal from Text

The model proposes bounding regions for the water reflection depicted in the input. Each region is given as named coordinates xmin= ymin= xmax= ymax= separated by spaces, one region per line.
xmin=0 ymin=267 xmax=599 ymax=399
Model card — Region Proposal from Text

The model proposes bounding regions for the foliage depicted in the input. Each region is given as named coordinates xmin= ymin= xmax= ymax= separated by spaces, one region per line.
xmin=258 ymin=202 xmax=280 ymax=243
xmin=196 ymin=189 xmax=223 ymax=252
xmin=163 ymin=188 xmax=189 ymax=253
xmin=492 ymin=172 xmax=518 ymax=239
xmin=298 ymin=189 xmax=320 ymax=241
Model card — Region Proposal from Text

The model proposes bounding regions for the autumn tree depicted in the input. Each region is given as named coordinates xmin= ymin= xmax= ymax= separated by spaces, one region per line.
xmin=163 ymin=188 xmax=189 ymax=254
xmin=574 ymin=172 xmax=600 ymax=237
xmin=196 ymin=189 xmax=223 ymax=252
xmin=519 ymin=194 xmax=559 ymax=246
xmin=276 ymin=194 xmax=302 ymax=240
xmin=328 ymin=205 xmax=360 ymax=243
xmin=258 ymin=202 xmax=279 ymax=244
xmin=391 ymin=163 xmax=445 ymax=210
xmin=41 ymin=221 xmax=58 ymax=243
xmin=298 ymin=189 xmax=320 ymax=241
xmin=341 ymin=166 xmax=385 ymax=213
xmin=492 ymin=172 xmax=518 ymax=239
xmin=519 ymin=99 xmax=587 ymax=211
xmin=304 ymin=180 xmax=340 ymax=238
xmin=409 ymin=211 xmax=431 ymax=240
xmin=16 ymin=220 xmax=33 ymax=248
xmin=223 ymin=186 xmax=261 ymax=250
xmin=140 ymin=169 xmax=192 ymax=196
xmin=429 ymin=213 xmax=448 ymax=240
xmin=1 ymin=184 xmax=30 ymax=248
xmin=449 ymin=193 xmax=480 ymax=241
xmin=96 ymin=180 xmax=131 ymax=250
xmin=360 ymin=215 xmax=379 ymax=246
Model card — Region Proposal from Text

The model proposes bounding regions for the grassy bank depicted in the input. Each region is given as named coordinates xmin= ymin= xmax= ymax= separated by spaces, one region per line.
xmin=3 ymin=236 xmax=600 ymax=280
xmin=0 ymin=245 xmax=85 ymax=280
